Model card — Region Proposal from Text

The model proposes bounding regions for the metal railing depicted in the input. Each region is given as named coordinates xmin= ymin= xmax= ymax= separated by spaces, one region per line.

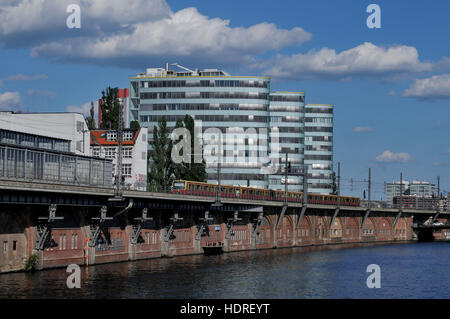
xmin=0 ymin=144 xmax=113 ymax=188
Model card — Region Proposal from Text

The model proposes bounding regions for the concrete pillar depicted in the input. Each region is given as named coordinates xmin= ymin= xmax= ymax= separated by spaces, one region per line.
xmin=129 ymin=242 xmax=136 ymax=261
xmin=193 ymin=226 xmax=202 ymax=254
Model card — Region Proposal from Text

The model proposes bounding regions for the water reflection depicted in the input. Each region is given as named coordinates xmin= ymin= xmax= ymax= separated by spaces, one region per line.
xmin=1 ymin=242 xmax=450 ymax=299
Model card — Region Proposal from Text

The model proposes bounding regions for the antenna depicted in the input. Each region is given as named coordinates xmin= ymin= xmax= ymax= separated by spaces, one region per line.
xmin=170 ymin=63 xmax=197 ymax=75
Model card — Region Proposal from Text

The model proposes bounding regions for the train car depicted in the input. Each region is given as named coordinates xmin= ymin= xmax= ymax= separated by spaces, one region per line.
xmin=172 ymin=180 xmax=360 ymax=207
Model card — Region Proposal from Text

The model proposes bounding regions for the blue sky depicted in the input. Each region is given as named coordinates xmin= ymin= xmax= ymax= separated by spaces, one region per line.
xmin=0 ymin=0 xmax=449 ymax=198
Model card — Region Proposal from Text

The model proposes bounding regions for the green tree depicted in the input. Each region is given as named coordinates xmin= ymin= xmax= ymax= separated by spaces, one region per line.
xmin=148 ymin=117 xmax=174 ymax=192
xmin=85 ymin=101 xmax=96 ymax=130
xmin=130 ymin=120 xmax=140 ymax=130
xmin=99 ymin=87 xmax=120 ymax=130
xmin=331 ymin=171 xmax=337 ymax=195
xmin=172 ymin=115 xmax=206 ymax=182
xmin=183 ymin=115 xmax=206 ymax=182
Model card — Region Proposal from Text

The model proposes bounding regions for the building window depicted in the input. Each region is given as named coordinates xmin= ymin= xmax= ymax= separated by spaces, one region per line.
xmin=3 ymin=241 xmax=7 ymax=252
xmin=123 ymin=131 xmax=134 ymax=141
xmin=107 ymin=131 xmax=117 ymax=141
xmin=105 ymin=147 xmax=116 ymax=159
xmin=76 ymin=141 xmax=82 ymax=152
xmin=13 ymin=241 xmax=17 ymax=251
xmin=76 ymin=121 xmax=84 ymax=132
xmin=123 ymin=147 xmax=132 ymax=158
xmin=122 ymin=164 xmax=132 ymax=176
xmin=93 ymin=147 xmax=100 ymax=157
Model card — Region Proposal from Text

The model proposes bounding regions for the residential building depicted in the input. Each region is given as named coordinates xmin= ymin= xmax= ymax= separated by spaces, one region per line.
xmin=90 ymin=128 xmax=148 ymax=191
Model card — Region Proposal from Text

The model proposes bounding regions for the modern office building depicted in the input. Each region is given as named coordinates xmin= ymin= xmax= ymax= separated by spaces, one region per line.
xmin=90 ymin=128 xmax=148 ymax=191
xmin=268 ymin=92 xmax=305 ymax=191
xmin=304 ymin=104 xmax=334 ymax=194
xmin=385 ymin=181 xmax=409 ymax=204
xmin=407 ymin=181 xmax=435 ymax=197
xmin=129 ymin=64 xmax=334 ymax=193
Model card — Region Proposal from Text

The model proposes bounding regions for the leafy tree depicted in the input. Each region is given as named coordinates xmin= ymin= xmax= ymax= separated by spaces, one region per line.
xmin=183 ymin=115 xmax=206 ymax=182
xmin=99 ymin=87 xmax=120 ymax=130
xmin=130 ymin=120 xmax=140 ymax=130
xmin=172 ymin=115 xmax=206 ymax=182
xmin=85 ymin=101 xmax=96 ymax=130
xmin=148 ymin=117 xmax=174 ymax=192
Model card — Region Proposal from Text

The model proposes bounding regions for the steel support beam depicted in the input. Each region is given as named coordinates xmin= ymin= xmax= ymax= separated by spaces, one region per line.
xmin=164 ymin=212 xmax=183 ymax=242
xmin=196 ymin=211 xmax=213 ymax=240
xmin=361 ymin=209 xmax=371 ymax=228
xmin=296 ymin=205 xmax=307 ymax=229
xmin=131 ymin=208 xmax=153 ymax=245
xmin=393 ymin=211 xmax=402 ymax=229
xmin=89 ymin=206 xmax=112 ymax=247
xmin=329 ymin=207 xmax=340 ymax=229
xmin=226 ymin=211 xmax=242 ymax=239
xmin=35 ymin=204 xmax=64 ymax=250
xmin=252 ymin=212 xmax=264 ymax=238
xmin=275 ymin=205 xmax=287 ymax=230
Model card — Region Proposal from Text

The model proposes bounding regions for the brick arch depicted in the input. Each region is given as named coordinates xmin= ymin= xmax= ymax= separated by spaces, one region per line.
xmin=277 ymin=215 xmax=294 ymax=246
xmin=297 ymin=216 xmax=313 ymax=242
xmin=362 ymin=218 xmax=376 ymax=240
xmin=394 ymin=218 xmax=408 ymax=240
xmin=377 ymin=217 xmax=392 ymax=241
xmin=330 ymin=217 xmax=343 ymax=239
xmin=257 ymin=216 xmax=273 ymax=246
xmin=345 ymin=217 xmax=360 ymax=241
xmin=315 ymin=216 xmax=328 ymax=240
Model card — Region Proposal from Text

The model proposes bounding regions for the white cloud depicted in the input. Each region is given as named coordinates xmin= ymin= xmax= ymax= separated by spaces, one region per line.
xmin=253 ymin=42 xmax=432 ymax=81
xmin=0 ymin=0 xmax=171 ymax=47
xmin=388 ymin=90 xmax=396 ymax=96
xmin=0 ymin=91 xmax=21 ymax=109
xmin=376 ymin=150 xmax=412 ymax=163
xmin=30 ymin=7 xmax=311 ymax=67
xmin=403 ymin=74 xmax=450 ymax=100
xmin=6 ymin=74 xmax=48 ymax=81
xmin=353 ymin=126 xmax=374 ymax=133
xmin=67 ymin=101 xmax=92 ymax=115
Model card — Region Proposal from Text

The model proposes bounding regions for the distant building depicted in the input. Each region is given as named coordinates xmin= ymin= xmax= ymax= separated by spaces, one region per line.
xmin=0 ymin=111 xmax=112 ymax=187
xmin=393 ymin=195 xmax=436 ymax=210
xmin=0 ymin=111 xmax=91 ymax=155
xmin=385 ymin=181 xmax=409 ymax=204
xmin=406 ymin=180 xmax=435 ymax=197
xmin=90 ymin=128 xmax=148 ymax=191
xmin=304 ymin=104 xmax=334 ymax=194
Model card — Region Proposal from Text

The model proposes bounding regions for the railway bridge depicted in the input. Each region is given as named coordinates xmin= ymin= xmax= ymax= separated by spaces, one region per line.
xmin=0 ymin=179 xmax=448 ymax=273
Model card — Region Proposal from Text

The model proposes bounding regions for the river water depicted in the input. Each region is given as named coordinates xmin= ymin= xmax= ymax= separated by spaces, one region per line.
xmin=1 ymin=242 xmax=449 ymax=299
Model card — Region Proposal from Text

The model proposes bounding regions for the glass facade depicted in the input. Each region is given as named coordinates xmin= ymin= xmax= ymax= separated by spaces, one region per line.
xmin=269 ymin=92 xmax=305 ymax=191
xmin=0 ymin=129 xmax=71 ymax=152
xmin=0 ymin=144 xmax=112 ymax=187
xmin=304 ymin=104 xmax=334 ymax=194
xmin=130 ymin=67 xmax=334 ymax=193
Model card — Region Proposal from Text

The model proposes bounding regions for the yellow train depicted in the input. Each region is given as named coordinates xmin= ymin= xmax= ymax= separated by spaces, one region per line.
xmin=172 ymin=180 xmax=360 ymax=206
